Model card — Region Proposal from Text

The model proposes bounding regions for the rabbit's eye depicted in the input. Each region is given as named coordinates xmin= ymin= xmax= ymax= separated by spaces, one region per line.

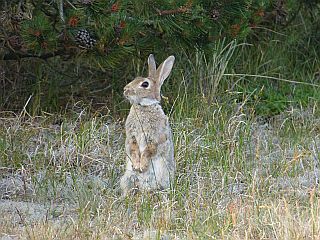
xmin=141 ymin=81 xmax=149 ymax=88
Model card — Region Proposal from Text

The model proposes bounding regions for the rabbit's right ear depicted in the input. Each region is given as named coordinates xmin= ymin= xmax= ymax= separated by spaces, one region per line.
xmin=148 ymin=54 xmax=157 ymax=78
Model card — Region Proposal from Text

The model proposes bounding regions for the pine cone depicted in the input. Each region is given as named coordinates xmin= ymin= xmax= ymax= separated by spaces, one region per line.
xmin=8 ymin=35 xmax=23 ymax=50
xmin=210 ymin=9 xmax=220 ymax=21
xmin=75 ymin=29 xmax=97 ymax=49
xmin=11 ymin=12 xmax=24 ymax=23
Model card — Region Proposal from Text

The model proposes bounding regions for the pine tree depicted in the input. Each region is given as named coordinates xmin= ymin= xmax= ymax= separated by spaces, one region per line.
xmin=1 ymin=0 xmax=274 ymax=68
xmin=1 ymin=0 xmax=317 ymax=112
xmin=1 ymin=1 xmax=316 ymax=69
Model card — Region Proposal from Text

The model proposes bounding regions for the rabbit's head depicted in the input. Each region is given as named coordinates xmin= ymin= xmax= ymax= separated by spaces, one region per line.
xmin=124 ymin=54 xmax=175 ymax=105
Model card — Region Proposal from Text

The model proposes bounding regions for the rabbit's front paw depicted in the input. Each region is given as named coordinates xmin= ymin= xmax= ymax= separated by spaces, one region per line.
xmin=133 ymin=163 xmax=148 ymax=173
xmin=138 ymin=154 xmax=150 ymax=172
xmin=131 ymin=153 xmax=149 ymax=172
xmin=133 ymin=165 xmax=142 ymax=172
xmin=131 ymin=152 xmax=141 ymax=171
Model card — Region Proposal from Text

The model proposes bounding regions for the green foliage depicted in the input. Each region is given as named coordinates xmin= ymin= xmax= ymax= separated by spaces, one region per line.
xmin=21 ymin=12 xmax=58 ymax=53
xmin=0 ymin=0 xmax=319 ymax=118
xmin=3 ymin=0 xmax=275 ymax=67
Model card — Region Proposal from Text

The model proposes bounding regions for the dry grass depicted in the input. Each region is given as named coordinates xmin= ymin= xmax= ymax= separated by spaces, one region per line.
xmin=0 ymin=102 xmax=319 ymax=239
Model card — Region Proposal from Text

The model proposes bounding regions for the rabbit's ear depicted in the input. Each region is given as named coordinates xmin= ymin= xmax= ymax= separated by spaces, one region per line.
xmin=156 ymin=55 xmax=175 ymax=87
xmin=148 ymin=54 xmax=157 ymax=78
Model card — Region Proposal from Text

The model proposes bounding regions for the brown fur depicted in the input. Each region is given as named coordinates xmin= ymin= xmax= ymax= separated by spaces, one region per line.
xmin=128 ymin=136 xmax=140 ymax=170
xmin=126 ymin=104 xmax=167 ymax=172
xmin=139 ymin=143 xmax=157 ymax=172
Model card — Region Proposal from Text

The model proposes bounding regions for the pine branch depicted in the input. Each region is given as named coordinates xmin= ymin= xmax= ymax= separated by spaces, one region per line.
xmin=155 ymin=0 xmax=192 ymax=16
xmin=2 ymin=49 xmax=66 ymax=60
xmin=156 ymin=6 xmax=189 ymax=16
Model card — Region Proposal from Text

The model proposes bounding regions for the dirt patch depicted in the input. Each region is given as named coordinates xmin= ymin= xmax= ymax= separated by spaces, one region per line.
xmin=0 ymin=199 xmax=76 ymax=239
xmin=0 ymin=200 xmax=48 ymax=225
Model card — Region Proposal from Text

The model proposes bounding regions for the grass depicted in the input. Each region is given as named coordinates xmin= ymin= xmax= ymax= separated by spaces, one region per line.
xmin=0 ymin=96 xmax=319 ymax=239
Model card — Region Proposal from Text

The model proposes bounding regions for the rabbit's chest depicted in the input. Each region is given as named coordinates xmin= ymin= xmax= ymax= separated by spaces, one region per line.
xmin=125 ymin=105 xmax=168 ymax=144
xmin=126 ymin=113 xmax=160 ymax=135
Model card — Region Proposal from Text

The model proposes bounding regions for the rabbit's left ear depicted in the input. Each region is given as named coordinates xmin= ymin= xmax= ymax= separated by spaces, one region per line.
xmin=148 ymin=54 xmax=157 ymax=78
xmin=156 ymin=56 xmax=175 ymax=86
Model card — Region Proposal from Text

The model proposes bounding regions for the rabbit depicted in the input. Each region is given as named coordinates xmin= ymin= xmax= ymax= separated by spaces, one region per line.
xmin=120 ymin=54 xmax=175 ymax=196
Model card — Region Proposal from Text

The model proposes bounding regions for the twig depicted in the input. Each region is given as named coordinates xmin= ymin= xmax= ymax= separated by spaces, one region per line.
xmin=156 ymin=6 xmax=189 ymax=16
xmin=15 ymin=207 xmax=26 ymax=225
xmin=223 ymin=73 xmax=320 ymax=88
xmin=156 ymin=0 xmax=193 ymax=16
xmin=2 ymin=49 xmax=66 ymax=60
xmin=250 ymin=26 xmax=287 ymax=36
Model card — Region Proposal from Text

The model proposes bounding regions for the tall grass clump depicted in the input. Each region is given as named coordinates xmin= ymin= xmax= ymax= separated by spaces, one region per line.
xmin=188 ymin=40 xmax=238 ymax=100
xmin=170 ymin=40 xmax=239 ymax=123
